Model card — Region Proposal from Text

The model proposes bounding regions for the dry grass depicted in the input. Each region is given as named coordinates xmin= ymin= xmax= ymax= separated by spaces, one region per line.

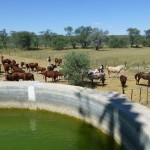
xmin=0 ymin=47 xmax=150 ymax=108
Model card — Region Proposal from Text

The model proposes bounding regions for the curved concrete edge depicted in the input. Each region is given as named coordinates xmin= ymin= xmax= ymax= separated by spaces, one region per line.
xmin=0 ymin=81 xmax=150 ymax=150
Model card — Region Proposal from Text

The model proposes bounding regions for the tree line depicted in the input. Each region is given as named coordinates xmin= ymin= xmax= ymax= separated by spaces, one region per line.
xmin=0 ymin=26 xmax=150 ymax=50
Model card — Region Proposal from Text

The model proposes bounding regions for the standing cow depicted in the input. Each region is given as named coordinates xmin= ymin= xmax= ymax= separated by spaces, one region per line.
xmin=120 ymin=75 xmax=127 ymax=88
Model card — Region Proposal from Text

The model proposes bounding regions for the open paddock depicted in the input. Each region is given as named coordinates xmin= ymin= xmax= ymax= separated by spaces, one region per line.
xmin=0 ymin=47 xmax=150 ymax=108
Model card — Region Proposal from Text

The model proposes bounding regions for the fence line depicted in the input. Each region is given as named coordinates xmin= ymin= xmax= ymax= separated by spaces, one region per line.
xmin=122 ymin=86 xmax=150 ymax=105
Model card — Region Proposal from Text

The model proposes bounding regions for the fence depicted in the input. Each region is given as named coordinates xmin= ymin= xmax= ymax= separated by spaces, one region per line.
xmin=121 ymin=86 xmax=150 ymax=105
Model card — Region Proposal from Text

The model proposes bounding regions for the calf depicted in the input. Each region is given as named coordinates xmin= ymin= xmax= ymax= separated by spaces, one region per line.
xmin=120 ymin=75 xmax=127 ymax=88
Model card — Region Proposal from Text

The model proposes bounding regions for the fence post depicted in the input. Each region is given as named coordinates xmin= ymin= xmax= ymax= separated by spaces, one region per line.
xmin=122 ymin=87 xmax=125 ymax=94
xmin=146 ymin=87 xmax=149 ymax=104
xmin=131 ymin=89 xmax=133 ymax=100
xmin=139 ymin=87 xmax=142 ymax=102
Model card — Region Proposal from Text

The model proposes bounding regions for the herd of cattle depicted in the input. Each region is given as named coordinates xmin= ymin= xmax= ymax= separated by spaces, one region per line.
xmin=0 ymin=55 xmax=63 ymax=82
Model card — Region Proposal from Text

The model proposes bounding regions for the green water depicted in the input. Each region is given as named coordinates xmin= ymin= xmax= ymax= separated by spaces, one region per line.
xmin=0 ymin=109 xmax=122 ymax=150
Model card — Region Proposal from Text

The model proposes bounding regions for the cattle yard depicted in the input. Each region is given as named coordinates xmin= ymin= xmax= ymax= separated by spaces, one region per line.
xmin=0 ymin=47 xmax=150 ymax=109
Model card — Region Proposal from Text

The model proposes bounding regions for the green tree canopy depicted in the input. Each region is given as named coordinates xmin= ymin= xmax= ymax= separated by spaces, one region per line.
xmin=127 ymin=28 xmax=141 ymax=47
xmin=108 ymin=35 xmax=128 ymax=48
xmin=75 ymin=26 xmax=92 ymax=48
xmin=64 ymin=26 xmax=78 ymax=49
xmin=87 ymin=28 xmax=109 ymax=50
xmin=51 ymin=35 xmax=68 ymax=50
xmin=144 ymin=29 xmax=150 ymax=47
xmin=15 ymin=31 xmax=32 ymax=50
xmin=0 ymin=29 xmax=8 ymax=49
xmin=40 ymin=29 xmax=56 ymax=48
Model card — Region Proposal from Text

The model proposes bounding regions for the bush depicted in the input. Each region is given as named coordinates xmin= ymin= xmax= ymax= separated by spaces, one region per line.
xmin=62 ymin=52 xmax=90 ymax=85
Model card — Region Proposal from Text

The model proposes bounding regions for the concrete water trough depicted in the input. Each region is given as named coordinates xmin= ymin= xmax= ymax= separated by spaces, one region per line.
xmin=0 ymin=81 xmax=150 ymax=150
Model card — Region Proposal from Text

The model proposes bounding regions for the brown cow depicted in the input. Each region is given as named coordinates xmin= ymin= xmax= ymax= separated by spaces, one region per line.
xmin=25 ymin=63 xmax=30 ymax=71
xmin=5 ymin=72 xmax=19 ymax=81
xmin=55 ymin=58 xmax=62 ymax=66
xmin=47 ymin=64 xmax=57 ymax=71
xmin=5 ymin=72 xmax=34 ymax=81
xmin=35 ymin=66 xmax=46 ymax=74
xmin=2 ymin=59 xmax=11 ymax=65
xmin=12 ymin=66 xmax=25 ymax=73
xmin=28 ymin=63 xmax=38 ymax=72
xmin=41 ymin=70 xmax=59 ymax=82
xmin=3 ymin=63 xmax=10 ymax=74
xmin=24 ymin=73 xmax=34 ymax=81
xmin=21 ymin=62 xmax=25 ymax=68
xmin=120 ymin=75 xmax=127 ymax=88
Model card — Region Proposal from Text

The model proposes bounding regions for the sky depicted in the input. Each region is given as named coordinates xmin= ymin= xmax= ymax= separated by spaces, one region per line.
xmin=0 ymin=0 xmax=150 ymax=35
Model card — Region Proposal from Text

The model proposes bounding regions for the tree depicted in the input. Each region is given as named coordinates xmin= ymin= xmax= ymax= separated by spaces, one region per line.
xmin=75 ymin=26 xmax=92 ymax=48
xmin=51 ymin=35 xmax=68 ymax=50
xmin=126 ymin=28 xmax=141 ymax=47
xmin=0 ymin=29 xmax=8 ymax=49
xmin=10 ymin=31 xmax=19 ymax=48
xmin=64 ymin=26 xmax=78 ymax=49
xmin=40 ymin=29 xmax=56 ymax=48
xmin=108 ymin=35 xmax=128 ymax=48
xmin=31 ymin=32 xmax=39 ymax=49
xmin=15 ymin=31 xmax=32 ymax=50
xmin=62 ymin=52 xmax=90 ymax=85
xmin=87 ymin=28 xmax=108 ymax=50
xmin=144 ymin=29 xmax=150 ymax=47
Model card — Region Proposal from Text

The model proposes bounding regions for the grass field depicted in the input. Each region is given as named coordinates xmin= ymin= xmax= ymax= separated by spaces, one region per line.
xmin=0 ymin=47 xmax=150 ymax=108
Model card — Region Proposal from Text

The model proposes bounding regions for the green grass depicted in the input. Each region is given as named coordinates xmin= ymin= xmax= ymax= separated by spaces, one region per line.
xmin=1 ymin=47 xmax=150 ymax=69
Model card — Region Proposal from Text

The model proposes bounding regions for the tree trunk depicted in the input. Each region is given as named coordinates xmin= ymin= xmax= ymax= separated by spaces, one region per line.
xmin=96 ymin=46 xmax=99 ymax=50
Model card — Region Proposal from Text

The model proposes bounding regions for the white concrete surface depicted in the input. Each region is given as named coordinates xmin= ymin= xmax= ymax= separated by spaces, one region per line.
xmin=0 ymin=81 xmax=150 ymax=150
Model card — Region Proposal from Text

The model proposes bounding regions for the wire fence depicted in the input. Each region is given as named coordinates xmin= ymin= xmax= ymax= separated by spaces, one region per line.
xmin=121 ymin=86 xmax=150 ymax=105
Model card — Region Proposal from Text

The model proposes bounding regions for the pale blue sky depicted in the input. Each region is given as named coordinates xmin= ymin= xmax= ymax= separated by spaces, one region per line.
xmin=0 ymin=0 xmax=149 ymax=35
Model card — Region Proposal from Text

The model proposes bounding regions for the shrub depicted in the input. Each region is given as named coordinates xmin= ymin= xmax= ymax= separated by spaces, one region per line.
xmin=62 ymin=51 xmax=90 ymax=85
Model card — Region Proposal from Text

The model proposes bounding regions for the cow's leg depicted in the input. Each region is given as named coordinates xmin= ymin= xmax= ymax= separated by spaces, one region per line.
xmin=108 ymin=71 xmax=110 ymax=78
xmin=45 ymin=76 xmax=47 ymax=82
xmin=148 ymin=80 xmax=150 ymax=85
